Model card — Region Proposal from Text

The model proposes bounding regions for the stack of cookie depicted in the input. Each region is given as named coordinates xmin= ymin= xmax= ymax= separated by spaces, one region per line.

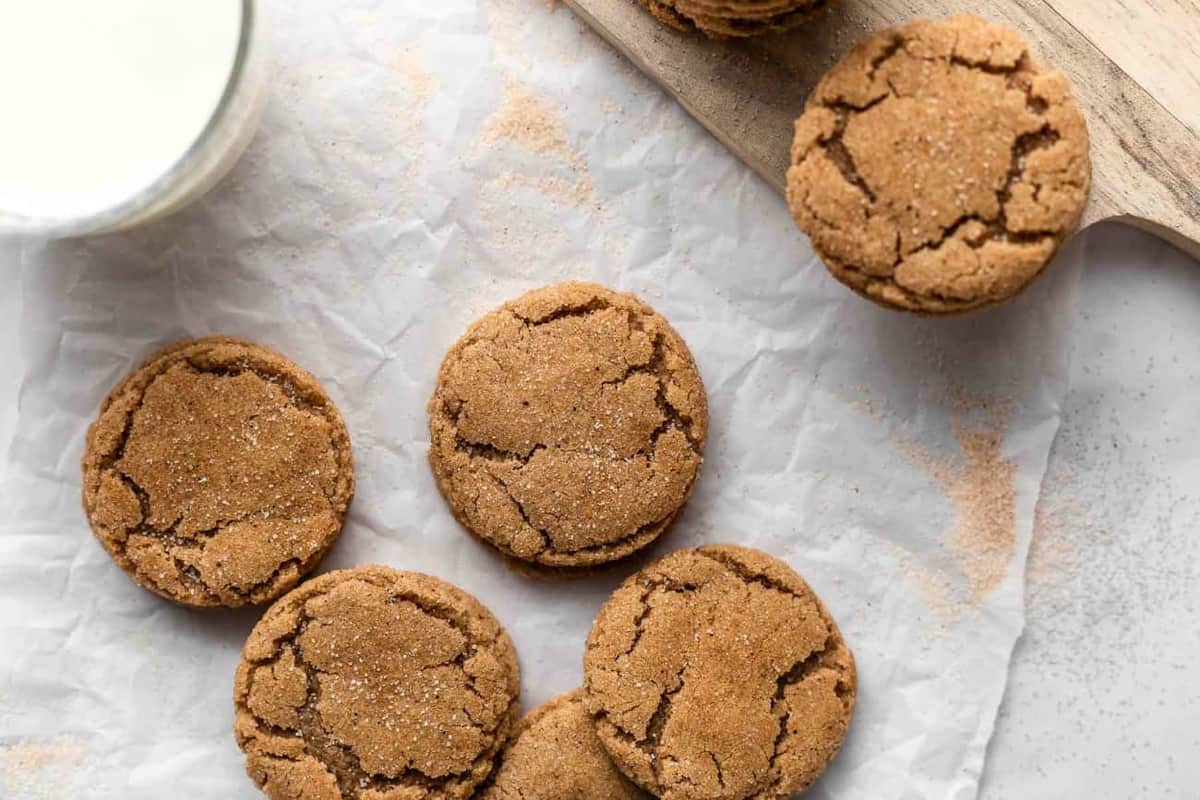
xmin=640 ymin=0 xmax=831 ymax=38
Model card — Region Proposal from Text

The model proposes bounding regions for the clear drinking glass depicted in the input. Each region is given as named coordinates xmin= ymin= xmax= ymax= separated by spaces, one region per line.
xmin=0 ymin=0 xmax=270 ymax=239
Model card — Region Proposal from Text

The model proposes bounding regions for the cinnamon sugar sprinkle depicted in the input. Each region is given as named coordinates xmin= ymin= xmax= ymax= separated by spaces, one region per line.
xmin=480 ymin=75 xmax=595 ymax=205
xmin=2 ymin=739 xmax=84 ymax=798
xmin=899 ymin=393 xmax=1018 ymax=619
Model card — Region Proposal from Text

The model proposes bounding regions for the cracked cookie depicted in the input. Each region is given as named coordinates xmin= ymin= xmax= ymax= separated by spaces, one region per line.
xmin=583 ymin=545 xmax=856 ymax=800
xmin=786 ymin=15 xmax=1091 ymax=314
xmin=234 ymin=565 xmax=521 ymax=800
xmin=427 ymin=282 xmax=708 ymax=575
xmin=81 ymin=336 xmax=354 ymax=607
xmin=638 ymin=0 xmax=830 ymax=38
xmin=478 ymin=689 xmax=648 ymax=800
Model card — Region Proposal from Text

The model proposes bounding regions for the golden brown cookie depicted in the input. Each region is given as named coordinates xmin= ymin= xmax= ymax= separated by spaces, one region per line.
xmin=478 ymin=689 xmax=648 ymax=800
xmin=234 ymin=566 xmax=521 ymax=800
xmin=786 ymin=15 xmax=1091 ymax=314
xmin=427 ymin=282 xmax=708 ymax=574
xmin=637 ymin=0 xmax=692 ymax=32
xmin=584 ymin=545 xmax=856 ymax=800
xmin=640 ymin=0 xmax=830 ymax=38
xmin=81 ymin=336 xmax=354 ymax=607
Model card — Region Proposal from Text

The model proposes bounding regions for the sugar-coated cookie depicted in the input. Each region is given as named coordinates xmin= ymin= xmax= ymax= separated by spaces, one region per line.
xmin=787 ymin=15 xmax=1091 ymax=314
xmin=584 ymin=545 xmax=855 ymax=800
xmin=82 ymin=336 xmax=354 ymax=607
xmin=479 ymin=689 xmax=648 ymax=800
xmin=428 ymin=282 xmax=707 ymax=574
xmin=234 ymin=566 xmax=521 ymax=800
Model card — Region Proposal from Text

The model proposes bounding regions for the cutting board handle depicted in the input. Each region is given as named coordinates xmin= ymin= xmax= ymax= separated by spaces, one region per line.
xmin=1107 ymin=215 xmax=1200 ymax=262
xmin=1077 ymin=67 xmax=1200 ymax=263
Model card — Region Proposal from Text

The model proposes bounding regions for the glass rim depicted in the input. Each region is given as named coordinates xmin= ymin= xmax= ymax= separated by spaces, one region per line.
xmin=0 ymin=0 xmax=256 ymax=240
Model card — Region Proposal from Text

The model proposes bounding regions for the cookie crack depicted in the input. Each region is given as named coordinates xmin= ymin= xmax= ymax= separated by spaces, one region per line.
xmin=866 ymin=34 xmax=903 ymax=85
xmin=823 ymin=121 xmax=877 ymax=205
xmin=709 ymin=751 xmax=727 ymax=794
xmin=486 ymin=472 xmax=554 ymax=555
xmin=645 ymin=334 xmax=703 ymax=456
xmin=638 ymin=594 xmax=724 ymax=790
xmin=98 ymin=406 xmax=137 ymax=472
xmin=618 ymin=579 xmax=661 ymax=659
xmin=508 ymin=297 xmax=612 ymax=327
xmin=492 ymin=467 xmax=684 ymax=562
xmin=456 ymin=437 xmax=545 ymax=465
xmin=693 ymin=548 xmax=812 ymax=603
xmin=642 ymin=661 xmax=688 ymax=771
xmin=765 ymin=633 xmax=846 ymax=793
xmin=997 ymin=124 xmax=1062 ymax=224
xmin=181 ymin=359 xmax=330 ymax=418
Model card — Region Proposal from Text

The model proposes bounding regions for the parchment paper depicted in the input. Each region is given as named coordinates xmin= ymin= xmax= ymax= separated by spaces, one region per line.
xmin=0 ymin=0 xmax=1083 ymax=797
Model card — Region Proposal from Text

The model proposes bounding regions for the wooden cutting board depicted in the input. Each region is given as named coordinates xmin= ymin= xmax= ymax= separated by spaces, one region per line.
xmin=564 ymin=0 xmax=1200 ymax=260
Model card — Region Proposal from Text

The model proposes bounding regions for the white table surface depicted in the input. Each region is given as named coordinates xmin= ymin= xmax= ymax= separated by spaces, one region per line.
xmin=2 ymin=2 xmax=1198 ymax=797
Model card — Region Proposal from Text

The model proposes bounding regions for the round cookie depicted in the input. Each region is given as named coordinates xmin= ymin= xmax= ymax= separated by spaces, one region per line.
xmin=234 ymin=566 xmax=521 ymax=800
xmin=583 ymin=545 xmax=856 ymax=800
xmin=637 ymin=0 xmax=692 ymax=32
xmin=427 ymin=282 xmax=708 ymax=574
xmin=81 ymin=336 xmax=354 ymax=607
xmin=479 ymin=689 xmax=648 ymax=800
xmin=644 ymin=0 xmax=829 ymax=37
xmin=786 ymin=15 xmax=1091 ymax=314
xmin=684 ymin=4 xmax=826 ymax=37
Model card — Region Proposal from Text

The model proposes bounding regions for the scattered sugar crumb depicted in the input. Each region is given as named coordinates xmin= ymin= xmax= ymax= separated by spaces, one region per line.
xmin=1026 ymin=471 xmax=1086 ymax=619
xmin=3 ymin=740 xmax=84 ymax=799
xmin=900 ymin=391 xmax=1017 ymax=619
xmin=479 ymin=75 xmax=596 ymax=205
xmin=494 ymin=172 xmax=595 ymax=208
xmin=393 ymin=45 xmax=435 ymax=112
xmin=482 ymin=75 xmax=579 ymax=164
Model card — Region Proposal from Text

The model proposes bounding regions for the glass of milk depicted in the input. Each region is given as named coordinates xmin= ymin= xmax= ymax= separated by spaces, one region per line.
xmin=0 ymin=0 xmax=269 ymax=238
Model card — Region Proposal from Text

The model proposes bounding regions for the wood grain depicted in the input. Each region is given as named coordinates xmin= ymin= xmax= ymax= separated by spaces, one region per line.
xmin=1050 ymin=0 xmax=1200 ymax=133
xmin=565 ymin=0 xmax=1200 ymax=259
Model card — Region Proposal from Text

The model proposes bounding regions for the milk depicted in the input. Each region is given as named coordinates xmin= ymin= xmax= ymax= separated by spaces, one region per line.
xmin=0 ymin=0 xmax=245 ymax=225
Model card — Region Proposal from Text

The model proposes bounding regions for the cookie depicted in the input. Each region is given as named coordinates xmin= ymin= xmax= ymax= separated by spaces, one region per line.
xmin=583 ymin=545 xmax=856 ymax=800
xmin=684 ymin=3 xmax=826 ymax=37
xmin=81 ymin=336 xmax=354 ymax=607
xmin=234 ymin=566 xmax=521 ymax=800
xmin=428 ymin=282 xmax=707 ymax=574
xmin=637 ymin=0 xmax=692 ymax=32
xmin=786 ymin=15 xmax=1091 ymax=314
xmin=640 ymin=0 xmax=830 ymax=38
xmin=478 ymin=689 xmax=648 ymax=800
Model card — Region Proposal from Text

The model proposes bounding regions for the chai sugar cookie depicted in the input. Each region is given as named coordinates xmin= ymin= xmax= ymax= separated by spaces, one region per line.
xmin=642 ymin=0 xmax=830 ymax=37
xmin=234 ymin=566 xmax=521 ymax=800
xmin=81 ymin=336 xmax=354 ymax=607
xmin=584 ymin=545 xmax=855 ymax=800
xmin=787 ymin=15 xmax=1091 ymax=314
xmin=428 ymin=282 xmax=708 ymax=574
xmin=479 ymin=689 xmax=648 ymax=800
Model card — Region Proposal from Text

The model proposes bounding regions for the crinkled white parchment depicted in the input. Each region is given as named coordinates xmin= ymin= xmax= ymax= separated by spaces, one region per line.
xmin=0 ymin=0 xmax=1086 ymax=797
